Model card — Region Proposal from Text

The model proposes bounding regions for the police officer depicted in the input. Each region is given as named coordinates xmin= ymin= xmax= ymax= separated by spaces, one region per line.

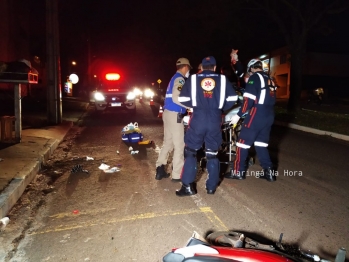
xmin=155 ymin=58 xmax=192 ymax=182
xmin=225 ymin=58 xmax=277 ymax=181
xmin=176 ymin=56 xmax=238 ymax=196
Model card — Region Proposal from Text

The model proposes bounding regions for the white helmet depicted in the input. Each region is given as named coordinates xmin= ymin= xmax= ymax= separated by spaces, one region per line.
xmin=247 ymin=59 xmax=263 ymax=72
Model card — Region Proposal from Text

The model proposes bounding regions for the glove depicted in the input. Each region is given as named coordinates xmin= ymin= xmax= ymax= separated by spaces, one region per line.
xmin=230 ymin=49 xmax=239 ymax=63
xmin=229 ymin=114 xmax=240 ymax=126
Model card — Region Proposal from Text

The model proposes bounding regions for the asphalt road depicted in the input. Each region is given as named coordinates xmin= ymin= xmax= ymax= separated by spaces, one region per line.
xmin=1 ymin=100 xmax=349 ymax=261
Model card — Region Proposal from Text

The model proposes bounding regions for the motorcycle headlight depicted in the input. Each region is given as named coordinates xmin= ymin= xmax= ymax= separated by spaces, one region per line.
xmin=94 ymin=92 xmax=105 ymax=101
xmin=126 ymin=91 xmax=136 ymax=100
xmin=144 ymin=89 xmax=154 ymax=98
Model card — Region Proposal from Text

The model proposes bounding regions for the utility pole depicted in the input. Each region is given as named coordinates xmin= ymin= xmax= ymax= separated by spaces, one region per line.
xmin=46 ymin=0 xmax=62 ymax=124
xmin=87 ymin=34 xmax=92 ymax=86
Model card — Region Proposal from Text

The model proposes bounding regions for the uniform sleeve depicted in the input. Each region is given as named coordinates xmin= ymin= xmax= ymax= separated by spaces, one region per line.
xmin=178 ymin=76 xmax=193 ymax=108
xmin=238 ymin=74 xmax=259 ymax=117
xmin=232 ymin=61 xmax=244 ymax=78
xmin=222 ymin=79 xmax=238 ymax=111
xmin=172 ymin=76 xmax=190 ymax=109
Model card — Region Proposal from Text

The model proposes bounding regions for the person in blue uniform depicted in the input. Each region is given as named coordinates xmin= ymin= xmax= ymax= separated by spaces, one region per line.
xmin=225 ymin=58 xmax=277 ymax=181
xmin=175 ymin=56 xmax=238 ymax=196
xmin=155 ymin=58 xmax=192 ymax=182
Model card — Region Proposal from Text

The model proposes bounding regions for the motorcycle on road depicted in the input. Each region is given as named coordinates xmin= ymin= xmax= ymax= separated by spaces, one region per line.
xmin=163 ymin=231 xmax=346 ymax=262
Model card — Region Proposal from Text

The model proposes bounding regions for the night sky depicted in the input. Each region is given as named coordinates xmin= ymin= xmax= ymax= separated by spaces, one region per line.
xmin=49 ymin=0 xmax=349 ymax=87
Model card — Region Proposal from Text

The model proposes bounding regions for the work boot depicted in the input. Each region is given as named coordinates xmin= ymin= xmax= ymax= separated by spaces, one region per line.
xmin=155 ymin=165 xmax=170 ymax=180
xmin=224 ymin=170 xmax=246 ymax=180
xmin=175 ymin=183 xmax=197 ymax=197
xmin=259 ymin=167 xmax=276 ymax=182
xmin=206 ymin=189 xmax=216 ymax=195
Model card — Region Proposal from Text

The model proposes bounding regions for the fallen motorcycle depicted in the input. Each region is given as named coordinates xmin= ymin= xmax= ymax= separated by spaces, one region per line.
xmin=163 ymin=231 xmax=346 ymax=262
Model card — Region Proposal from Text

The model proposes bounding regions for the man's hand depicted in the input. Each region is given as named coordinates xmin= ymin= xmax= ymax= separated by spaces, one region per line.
xmin=230 ymin=49 xmax=239 ymax=64
xmin=229 ymin=114 xmax=240 ymax=126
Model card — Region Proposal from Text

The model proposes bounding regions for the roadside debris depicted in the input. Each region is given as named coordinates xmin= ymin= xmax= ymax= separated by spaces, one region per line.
xmin=98 ymin=163 xmax=120 ymax=173
xmin=116 ymin=150 xmax=120 ymax=154
xmin=103 ymin=167 xmax=121 ymax=173
xmin=71 ymin=164 xmax=89 ymax=173
xmin=86 ymin=156 xmax=94 ymax=161
xmin=138 ymin=140 xmax=153 ymax=145
xmin=0 ymin=217 xmax=10 ymax=229
xmin=42 ymin=186 xmax=55 ymax=194
xmin=73 ymin=210 xmax=79 ymax=215
xmin=128 ymin=146 xmax=139 ymax=154
xmin=98 ymin=163 xmax=110 ymax=170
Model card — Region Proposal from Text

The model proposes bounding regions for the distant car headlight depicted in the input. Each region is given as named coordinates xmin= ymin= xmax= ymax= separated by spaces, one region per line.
xmin=133 ymin=88 xmax=142 ymax=96
xmin=126 ymin=91 xmax=136 ymax=100
xmin=144 ymin=89 xmax=154 ymax=98
xmin=94 ymin=92 xmax=105 ymax=101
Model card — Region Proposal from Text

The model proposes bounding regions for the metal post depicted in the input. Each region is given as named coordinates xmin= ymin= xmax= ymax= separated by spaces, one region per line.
xmin=14 ymin=83 xmax=22 ymax=142
xmin=46 ymin=0 xmax=62 ymax=124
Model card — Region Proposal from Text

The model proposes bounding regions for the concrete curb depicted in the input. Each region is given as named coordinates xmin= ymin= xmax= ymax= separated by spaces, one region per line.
xmin=0 ymin=160 xmax=41 ymax=218
xmin=0 ymin=121 xmax=73 ymax=218
xmin=274 ymin=120 xmax=349 ymax=142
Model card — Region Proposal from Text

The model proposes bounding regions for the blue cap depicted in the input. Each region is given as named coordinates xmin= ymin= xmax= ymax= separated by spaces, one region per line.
xmin=202 ymin=56 xmax=216 ymax=66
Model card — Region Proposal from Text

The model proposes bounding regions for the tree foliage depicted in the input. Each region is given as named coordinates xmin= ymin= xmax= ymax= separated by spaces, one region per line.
xmin=243 ymin=0 xmax=348 ymax=111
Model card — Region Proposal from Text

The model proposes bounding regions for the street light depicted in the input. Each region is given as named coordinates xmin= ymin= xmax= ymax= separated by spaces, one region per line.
xmin=72 ymin=61 xmax=77 ymax=66
xmin=69 ymin=73 xmax=79 ymax=84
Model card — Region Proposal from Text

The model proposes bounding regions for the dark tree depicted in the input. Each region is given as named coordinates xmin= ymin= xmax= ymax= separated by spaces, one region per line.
xmin=244 ymin=0 xmax=348 ymax=112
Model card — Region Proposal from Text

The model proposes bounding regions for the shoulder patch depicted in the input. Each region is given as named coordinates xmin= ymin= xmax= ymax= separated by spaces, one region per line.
xmin=179 ymin=79 xmax=185 ymax=85
xmin=177 ymin=85 xmax=183 ymax=91
xmin=248 ymin=80 xmax=254 ymax=84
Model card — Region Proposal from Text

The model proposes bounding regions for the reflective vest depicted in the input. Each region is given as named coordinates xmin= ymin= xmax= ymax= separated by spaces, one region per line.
xmin=163 ymin=72 xmax=187 ymax=113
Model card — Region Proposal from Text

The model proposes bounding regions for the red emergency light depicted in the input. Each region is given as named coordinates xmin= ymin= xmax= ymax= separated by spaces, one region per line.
xmin=105 ymin=73 xmax=120 ymax=81
xmin=108 ymin=89 xmax=119 ymax=92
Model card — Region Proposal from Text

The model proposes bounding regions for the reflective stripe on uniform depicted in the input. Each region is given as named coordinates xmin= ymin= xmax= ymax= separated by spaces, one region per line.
xmin=190 ymin=75 xmax=197 ymax=107
xmin=178 ymin=96 xmax=191 ymax=102
xmin=205 ymin=151 xmax=218 ymax=155
xmin=243 ymin=92 xmax=256 ymax=100
xmin=260 ymin=89 xmax=266 ymax=104
xmin=256 ymin=73 xmax=266 ymax=104
xmin=254 ymin=141 xmax=268 ymax=147
xmin=166 ymin=94 xmax=172 ymax=98
xmin=219 ymin=75 xmax=226 ymax=109
xmin=226 ymin=95 xmax=238 ymax=101
xmin=236 ymin=142 xmax=251 ymax=149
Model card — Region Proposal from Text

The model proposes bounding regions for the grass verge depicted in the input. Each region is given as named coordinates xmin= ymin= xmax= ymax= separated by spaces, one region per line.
xmin=274 ymin=106 xmax=349 ymax=136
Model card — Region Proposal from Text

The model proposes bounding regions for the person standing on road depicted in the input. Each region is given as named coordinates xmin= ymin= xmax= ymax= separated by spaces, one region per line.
xmin=155 ymin=58 xmax=192 ymax=182
xmin=225 ymin=58 xmax=277 ymax=182
xmin=175 ymin=56 xmax=238 ymax=196
xmin=230 ymin=49 xmax=245 ymax=89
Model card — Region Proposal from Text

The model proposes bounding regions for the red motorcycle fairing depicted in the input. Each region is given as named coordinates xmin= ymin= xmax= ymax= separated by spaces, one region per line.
xmin=201 ymin=246 xmax=294 ymax=261
xmin=183 ymin=256 xmax=239 ymax=261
